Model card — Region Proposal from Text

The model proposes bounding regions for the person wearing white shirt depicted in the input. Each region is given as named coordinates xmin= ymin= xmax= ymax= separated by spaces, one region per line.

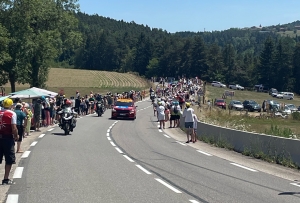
xmin=157 ymin=102 xmax=165 ymax=129
xmin=182 ymin=102 xmax=195 ymax=143
xmin=193 ymin=113 xmax=200 ymax=142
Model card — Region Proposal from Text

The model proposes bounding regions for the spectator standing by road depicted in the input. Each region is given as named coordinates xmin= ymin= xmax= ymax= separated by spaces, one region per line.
xmin=192 ymin=113 xmax=200 ymax=143
xmin=157 ymin=102 xmax=165 ymax=129
xmin=33 ymin=99 xmax=42 ymax=132
xmin=0 ymin=98 xmax=18 ymax=185
xmin=14 ymin=103 xmax=26 ymax=153
xmin=182 ymin=102 xmax=195 ymax=143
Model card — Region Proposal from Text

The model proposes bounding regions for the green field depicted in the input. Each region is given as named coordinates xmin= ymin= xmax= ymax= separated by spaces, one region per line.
xmin=3 ymin=68 xmax=151 ymax=97
xmin=194 ymin=85 xmax=300 ymax=138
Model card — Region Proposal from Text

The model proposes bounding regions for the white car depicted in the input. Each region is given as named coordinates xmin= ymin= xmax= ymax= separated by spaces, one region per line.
xmin=286 ymin=104 xmax=298 ymax=112
xmin=276 ymin=92 xmax=285 ymax=99
xmin=229 ymin=84 xmax=244 ymax=90
xmin=211 ymin=81 xmax=226 ymax=88
xmin=282 ymin=92 xmax=294 ymax=100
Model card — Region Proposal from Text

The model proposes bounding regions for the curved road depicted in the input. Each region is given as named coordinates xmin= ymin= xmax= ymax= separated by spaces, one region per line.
xmin=5 ymin=99 xmax=300 ymax=203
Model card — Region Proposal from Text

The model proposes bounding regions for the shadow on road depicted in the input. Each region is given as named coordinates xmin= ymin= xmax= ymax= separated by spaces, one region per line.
xmin=278 ymin=192 xmax=300 ymax=195
xmin=51 ymin=133 xmax=70 ymax=136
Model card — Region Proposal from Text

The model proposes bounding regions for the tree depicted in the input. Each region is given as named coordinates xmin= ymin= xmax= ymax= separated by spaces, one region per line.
xmin=222 ymin=43 xmax=236 ymax=84
xmin=133 ymin=33 xmax=152 ymax=75
xmin=293 ymin=42 xmax=300 ymax=94
xmin=207 ymin=43 xmax=225 ymax=82
xmin=258 ymin=37 xmax=276 ymax=87
xmin=0 ymin=0 xmax=82 ymax=90
xmin=0 ymin=23 xmax=10 ymax=85
xmin=190 ymin=36 xmax=208 ymax=79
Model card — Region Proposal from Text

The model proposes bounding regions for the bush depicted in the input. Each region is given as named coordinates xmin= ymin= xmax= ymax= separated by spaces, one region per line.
xmin=265 ymin=124 xmax=292 ymax=138
xmin=291 ymin=112 xmax=300 ymax=121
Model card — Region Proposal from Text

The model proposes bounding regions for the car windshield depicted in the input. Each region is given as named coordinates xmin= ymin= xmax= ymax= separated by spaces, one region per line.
xmin=287 ymin=104 xmax=295 ymax=108
xmin=115 ymin=101 xmax=133 ymax=107
xmin=216 ymin=100 xmax=224 ymax=103
xmin=249 ymin=101 xmax=257 ymax=105
xmin=233 ymin=101 xmax=242 ymax=104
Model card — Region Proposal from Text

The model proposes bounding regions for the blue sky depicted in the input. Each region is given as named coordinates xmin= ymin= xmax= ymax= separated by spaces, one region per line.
xmin=79 ymin=0 xmax=300 ymax=33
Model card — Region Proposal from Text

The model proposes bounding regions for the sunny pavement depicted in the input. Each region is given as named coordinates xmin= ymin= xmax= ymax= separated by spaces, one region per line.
xmin=2 ymin=98 xmax=300 ymax=203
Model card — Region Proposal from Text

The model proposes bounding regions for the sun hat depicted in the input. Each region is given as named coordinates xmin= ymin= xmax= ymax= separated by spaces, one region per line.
xmin=186 ymin=102 xmax=191 ymax=107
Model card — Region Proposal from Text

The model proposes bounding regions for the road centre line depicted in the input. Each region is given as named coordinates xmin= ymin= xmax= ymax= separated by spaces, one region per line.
xmin=189 ymin=200 xmax=200 ymax=203
xmin=13 ymin=167 xmax=24 ymax=179
xmin=197 ymin=150 xmax=213 ymax=156
xmin=176 ymin=141 xmax=186 ymax=146
xmin=155 ymin=178 xmax=182 ymax=193
xmin=38 ymin=134 xmax=45 ymax=138
xmin=106 ymin=133 xmax=110 ymax=137
xmin=110 ymin=141 xmax=116 ymax=147
xmin=107 ymin=137 xmax=111 ymax=141
xmin=6 ymin=194 xmax=19 ymax=203
xmin=123 ymin=155 xmax=135 ymax=162
xmin=21 ymin=151 xmax=31 ymax=158
xmin=47 ymin=128 xmax=54 ymax=132
xmin=136 ymin=165 xmax=151 ymax=174
xmin=107 ymin=129 xmax=110 ymax=133
xmin=290 ymin=183 xmax=300 ymax=188
xmin=230 ymin=163 xmax=258 ymax=172
xmin=158 ymin=129 xmax=162 ymax=132
xmin=115 ymin=147 xmax=123 ymax=154
xmin=30 ymin=141 xmax=38 ymax=147
xmin=163 ymin=134 xmax=170 ymax=138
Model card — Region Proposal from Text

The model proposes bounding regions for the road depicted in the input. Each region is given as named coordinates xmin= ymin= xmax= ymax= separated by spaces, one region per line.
xmin=4 ymin=99 xmax=300 ymax=203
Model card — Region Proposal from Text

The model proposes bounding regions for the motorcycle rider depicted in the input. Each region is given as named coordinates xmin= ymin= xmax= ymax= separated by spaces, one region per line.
xmin=95 ymin=95 xmax=104 ymax=114
xmin=58 ymin=99 xmax=77 ymax=131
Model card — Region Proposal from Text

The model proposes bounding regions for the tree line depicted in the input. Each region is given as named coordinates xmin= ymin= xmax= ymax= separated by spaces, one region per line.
xmin=1 ymin=3 xmax=300 ymax=94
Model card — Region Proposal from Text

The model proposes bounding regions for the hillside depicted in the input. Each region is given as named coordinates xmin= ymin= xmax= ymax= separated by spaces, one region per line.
xmin=3 ymin=68 xmax=150 ymax=97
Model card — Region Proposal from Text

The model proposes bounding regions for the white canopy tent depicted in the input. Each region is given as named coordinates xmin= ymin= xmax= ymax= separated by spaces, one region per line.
xmin=30 ymin=87 xmax=58 ymax=97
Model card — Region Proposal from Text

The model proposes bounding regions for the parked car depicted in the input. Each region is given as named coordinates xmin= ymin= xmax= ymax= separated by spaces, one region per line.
xmin=229 ymin=84 xmax=244 ymax=90
xmin=211 ymin=81 xmax=226 ymax=88
xmin=282 ymin=92 xmax=294 ymax=100
xmin=282 ymin=105 xmax=292 ymax=115
xmin=228 ymin=100 xmax=244 ymax=110
xmin=276 ymin=92 xmax=285 ymax=99
xmin=263 ymin=100 xmax=280 ymax=112
xmin=269 ymin=88 xmax=278 ymax=96
xmin=298 ymin=106 xmax=300 ymax=111
xmin=214 ymin=98 xmax=226 ymax=109
xmin=285 ymin=104 xmax=298 ymax=112
xmin=242 ymin=100 xmax=261 ymax=112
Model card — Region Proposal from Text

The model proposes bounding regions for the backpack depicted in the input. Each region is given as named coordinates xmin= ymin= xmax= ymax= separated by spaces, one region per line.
xmin=173 ymin=106 xmax=179 ymax=114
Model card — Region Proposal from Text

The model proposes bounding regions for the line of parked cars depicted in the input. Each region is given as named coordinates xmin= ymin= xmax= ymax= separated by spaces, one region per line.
xmin=214 ymin=98 xmax=299 ymax=114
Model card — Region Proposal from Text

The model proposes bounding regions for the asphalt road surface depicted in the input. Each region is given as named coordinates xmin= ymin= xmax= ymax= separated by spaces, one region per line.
xmin=5 ymin=99 xmax=300 ymax=203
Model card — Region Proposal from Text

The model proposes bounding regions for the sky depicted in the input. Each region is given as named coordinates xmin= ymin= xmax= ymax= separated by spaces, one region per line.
xmin=78 ymin=0 xmax=300 ymax=33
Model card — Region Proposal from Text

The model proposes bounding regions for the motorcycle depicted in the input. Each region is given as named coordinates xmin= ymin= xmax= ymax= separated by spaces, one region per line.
xmin=58 ymin=107 xmax=76 ymax=135
xmin=96 ymin=102 xmax=105 ymax=117
xmin=150 ymin=92 xmax=155 ymax=101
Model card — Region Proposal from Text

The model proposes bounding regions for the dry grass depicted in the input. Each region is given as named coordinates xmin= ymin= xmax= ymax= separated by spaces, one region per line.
xmin=193 ymin=85 xmax=300 ymax=138
xmin=3 ymin=68 xmax=151 ymax=97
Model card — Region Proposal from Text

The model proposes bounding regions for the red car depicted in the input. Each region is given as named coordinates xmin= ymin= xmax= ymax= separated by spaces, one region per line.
xmin=214 ymin=98 xmax=226 ymax=109
xmin=111 ymin=99 xmax=137 ymax=120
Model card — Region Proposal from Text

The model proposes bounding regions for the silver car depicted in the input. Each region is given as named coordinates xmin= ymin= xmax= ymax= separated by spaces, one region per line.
xmin=228 ymin=100 xmax=244 ymax=110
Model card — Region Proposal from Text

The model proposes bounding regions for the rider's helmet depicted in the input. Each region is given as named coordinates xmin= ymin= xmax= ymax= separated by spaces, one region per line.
xmin=65 ymin=99 xmax=72 ymax=106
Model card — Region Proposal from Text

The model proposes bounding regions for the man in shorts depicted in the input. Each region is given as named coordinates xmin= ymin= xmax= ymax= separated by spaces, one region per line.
xmin=0 ymin=98 xmax=19 ymax=185
xmin=182 ymin=102 xmax=195 ymax=143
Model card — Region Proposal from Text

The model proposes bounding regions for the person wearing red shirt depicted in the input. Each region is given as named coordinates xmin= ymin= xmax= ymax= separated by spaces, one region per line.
xmin=0 ymin=98 xmax=18 ymax=185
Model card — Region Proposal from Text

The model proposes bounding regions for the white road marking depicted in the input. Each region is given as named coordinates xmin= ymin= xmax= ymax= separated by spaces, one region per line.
xmin=176 ymin=141 xmax=186 ymax=146
xmin=47 ymin=128 xmax=54 ymax=132
xmin=109 ymin=126 xmax=112 ymax=129
xmin=30 ymin=141 xmax=38 ymax=147
xmin=6 ymin=194 xmax=19 ymax=203
xmin=115 ymin=147 xmax=123 ymax=154
xmin=189 ymin=200 xmax=200 ymax=203
xmin=290 ymin=183 xmax=300 ymax=188
xmin=123 ymin=155 xmax=135 ymax=162
xmin=38 ymin=134 xmax=45 ymax=138
xmin=155 ymin=178 xmax=182 ymax=193
xmin=107 ymin=137 xmax=111 ymax=141
xmin=158 ymin=129 xmax=162 ymax=132
xmin=21 ymin=151 xmax=31 ymax=158
xmin=107 ymin=129 xmax=110 ymax=133
xmin=163 ymin=134 xmax=170 ymax=138
xmin=106 ymin=133 xmax=110 ymax=137
xmin=110 ymin=141 xmax=116 ymax=147
xmin=157 ymin=125 xmax=160 ymax=128
xmin=13 ymin=167 xmax=24 ymax=178
xmin=230 ymin=163 xmax=258 ymax=172
xmin=136 ymin=165 xmax=151 ymax=174
xmin=197 ymin=150 xmax=213 ymax=156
